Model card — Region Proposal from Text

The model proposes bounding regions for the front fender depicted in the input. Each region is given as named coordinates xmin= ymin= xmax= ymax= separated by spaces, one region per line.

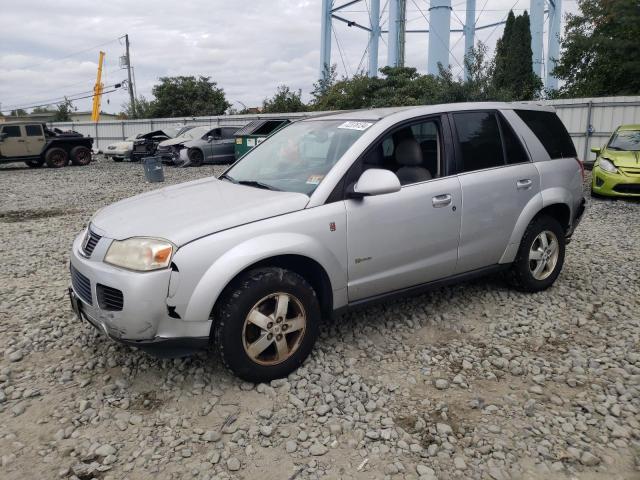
xmin=183 ymin=232 xmax=345 ymax=323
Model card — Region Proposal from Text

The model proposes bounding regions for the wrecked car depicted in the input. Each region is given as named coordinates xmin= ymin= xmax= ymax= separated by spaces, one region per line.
xmin=130 ymin=126 xmax=193 ymax=162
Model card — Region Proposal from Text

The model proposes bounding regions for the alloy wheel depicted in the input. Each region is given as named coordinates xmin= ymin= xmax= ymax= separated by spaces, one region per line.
xmin=528 ymin=230 xmax=559 ymax=281
xmin=242 ymin=292 xmax=306 ymax=366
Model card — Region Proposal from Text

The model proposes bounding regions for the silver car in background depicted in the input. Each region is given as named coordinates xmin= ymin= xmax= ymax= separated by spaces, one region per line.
xmin=69 ymin=102 xmax=586 ymax=382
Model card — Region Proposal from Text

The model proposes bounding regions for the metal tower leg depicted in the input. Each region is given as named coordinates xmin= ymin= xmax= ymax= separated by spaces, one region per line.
xmin=319 ymin=0 xmax=333 ymax=79
xmin=546 ymin=0 xmax=561 ymax=90
xmin=387 ymin=0 xmax=400 ymax=67
xmin=463 ymin=0 xmax=476 ymax=80
xmin=428 ymin=0 xmax=452 ymax=75
xmin=368 ymin=0 xmax=381 ymax=76
xmin=529 ymin=0 xmax=545 ymax=78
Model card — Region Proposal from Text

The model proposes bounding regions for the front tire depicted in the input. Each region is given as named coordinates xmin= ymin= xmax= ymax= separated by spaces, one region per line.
xmin=213 ymin=267 xmax=320 ymax=382
xmin=44 ymin=147 xmax=68 ymax=168
xmin=188 ymin=148 xmax=204 ymax=167
xmin=507 ymin=215 xmax=565 ymax=292
xmin=70 ymin=146 xmax=92 ymax=166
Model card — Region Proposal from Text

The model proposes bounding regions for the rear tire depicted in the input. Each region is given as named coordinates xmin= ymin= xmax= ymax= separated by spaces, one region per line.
xmin=188 ymin=148 xmax=204 ymax=167
xmin=507 ymin=215 xmax=565 ymax=292
xmin=44 ymin=147 xmax=68 ymax=168
xmin=25 ymin=159 xmax=44 ymax=168
xmin=113 ymin=157 xmax=123 ymax=163
xmin=213 ymin=267 xmax=320 ymax=382
xmin=70 ymin=146 xmax=92 ymax=166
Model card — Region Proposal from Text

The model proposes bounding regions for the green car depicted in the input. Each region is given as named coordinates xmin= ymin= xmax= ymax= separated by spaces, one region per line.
xmin=591 ymin=124 xmax=640 ymax=197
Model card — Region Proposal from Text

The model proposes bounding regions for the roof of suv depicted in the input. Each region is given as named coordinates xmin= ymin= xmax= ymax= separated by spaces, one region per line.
xmin=308 ymin=102 xmax=556 ymax=122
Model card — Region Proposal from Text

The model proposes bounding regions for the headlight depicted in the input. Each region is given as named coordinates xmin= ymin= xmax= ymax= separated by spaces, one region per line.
xmin=104 ymin=237 xmax=174 ymax=271
xmin=599 ymin=158 xmax=618 ymax=173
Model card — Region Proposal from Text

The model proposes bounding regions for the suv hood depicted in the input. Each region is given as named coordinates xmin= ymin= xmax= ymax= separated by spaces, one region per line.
xmin=91 ymin=178 xmax=309 ymax=246
xmin=603 ymin=149 xmax=640 ymax=168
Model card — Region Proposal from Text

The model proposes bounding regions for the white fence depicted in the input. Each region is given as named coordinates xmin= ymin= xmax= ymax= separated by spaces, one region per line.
xmin=50 ymin=96 xmax=640 ymax=162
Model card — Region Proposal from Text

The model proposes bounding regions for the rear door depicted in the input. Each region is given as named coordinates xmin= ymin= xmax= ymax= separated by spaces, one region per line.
xmin=0 ymin=125 xmax=29 ymax=157
xmin=25 ymin=124 xmax=46 ymax=154
xmin=451 ymin=110 xmax=540 ymax=273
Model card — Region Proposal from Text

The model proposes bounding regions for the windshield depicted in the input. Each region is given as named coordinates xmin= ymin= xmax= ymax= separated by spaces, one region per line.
xmin=180 ymin=126 xmax=210 ymax=140
xmin=223 ymin=119 xmax=373 ymax=195
xmin=608 ymin=130 xmax=640 ymax=151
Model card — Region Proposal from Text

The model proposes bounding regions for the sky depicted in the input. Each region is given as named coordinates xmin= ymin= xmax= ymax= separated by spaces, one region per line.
xmin=0 ymin=0 xmax=578 ymax=115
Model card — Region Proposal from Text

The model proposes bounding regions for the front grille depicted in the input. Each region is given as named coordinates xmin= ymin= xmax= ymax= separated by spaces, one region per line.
xmin=70 ymin=264 xmax=92 ymax=305
xmin=135 ymin=144 xmax=149 ymax=152
xmin=620 ymin=167 xmax=640 ymax=176
xmin=97 ymin=284 xmax=124 ymax=311
xmin=82 ymin=229 xmax=101 ymax=257
xmin=613 ymin=183 xmax=640 ymax=194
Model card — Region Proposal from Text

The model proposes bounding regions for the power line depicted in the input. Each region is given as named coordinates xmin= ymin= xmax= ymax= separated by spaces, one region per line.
xmin=1 ymin=84 xmax=123 ymax=114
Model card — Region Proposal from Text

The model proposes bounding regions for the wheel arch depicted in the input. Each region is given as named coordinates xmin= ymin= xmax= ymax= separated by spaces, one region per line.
xmin=499 ymin=190 xmax=572 ymax=264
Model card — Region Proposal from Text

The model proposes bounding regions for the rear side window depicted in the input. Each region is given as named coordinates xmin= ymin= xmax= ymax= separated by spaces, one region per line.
xmin=453 ymin=112 xmax=504 ymax=172
xmin=2 ymin=125 xmax=21 ymax=137
xmin=498 ymin=116 xmax=529 ymax=164
xmin=25 ymin=124 xmax=43 ymax=136
xmin=515 ymin=109 xmax=577 ymax=159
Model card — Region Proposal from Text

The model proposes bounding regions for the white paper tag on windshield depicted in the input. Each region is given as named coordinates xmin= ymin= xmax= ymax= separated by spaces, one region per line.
xmin=338 ymin=121 xmax=373 ymax=131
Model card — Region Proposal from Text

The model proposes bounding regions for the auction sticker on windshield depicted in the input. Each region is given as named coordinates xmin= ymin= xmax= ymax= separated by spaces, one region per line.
xmin=306 ymin=174 xmax=324 ymax=185
xmin=338 ymin=121 xmax=373 ymax=131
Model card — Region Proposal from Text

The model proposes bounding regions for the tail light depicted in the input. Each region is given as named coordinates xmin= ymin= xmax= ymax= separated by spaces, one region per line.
xmin=575 ymin=157 xmax=585 ymax=180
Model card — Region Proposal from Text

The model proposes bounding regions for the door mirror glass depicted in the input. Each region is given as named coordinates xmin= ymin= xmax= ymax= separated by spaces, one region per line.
xmin=0 ymin=132 xmax=7 ymax=142
xmin=350 ymin=168 xmax=401 ymax=198
xmin=207 ymin=135 xmax=214 ymax=142
xmin=590 ymin=146 xmax=601 ymax=154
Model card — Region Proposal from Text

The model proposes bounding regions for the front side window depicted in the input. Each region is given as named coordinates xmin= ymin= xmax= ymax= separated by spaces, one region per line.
xmin=2 ymin=125 xmax=22 ymax=137
xmin=358 ymin=118 xmax=441 ymax=186
xmin=25 ymin=124 xmax=43 ymax=136
xmin=224 ymin=120 xmax=372 ymax=195
xmin=453 ymin=112 xmax=504 ymax=172
xmin=608 ymin=130 xmax=640 ymax=151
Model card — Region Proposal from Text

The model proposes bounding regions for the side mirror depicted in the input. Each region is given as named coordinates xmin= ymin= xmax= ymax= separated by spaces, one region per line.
xmin=0 ymin=132 xmax=6 ymax=142
xmin=590 ymin=146 xmax=601 ymax=155
xmin=348 ymin=169 xmax=401 ymax=198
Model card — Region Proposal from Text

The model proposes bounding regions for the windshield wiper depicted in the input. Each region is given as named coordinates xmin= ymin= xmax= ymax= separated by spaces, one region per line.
xmin=219 ymin=173 xmax=236 ymax=183
xmin=237 ymin=180 xmax=280 ymax=191
xmin=608 ymin=146 xmax=622 ymax=150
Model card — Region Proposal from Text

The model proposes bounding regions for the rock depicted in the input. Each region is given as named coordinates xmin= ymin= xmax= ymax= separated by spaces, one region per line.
xmin=454 ymin=457 xmax=467 ymax=469
xmin=8 ymin=350 xmax=23 ymax=362
xmin=227 ymin=457 xmax=241 ymax=471
xmin=260 ymin=425 xmax=274 ymax=437
xmin=436 ymin=423 xmax=452 ymax=436
xmin=580 ymin=451 xmax=601 ymax=466
xmin=285 ymin=440 xmax=298 ymax=453
xmin=95 ymin=444 xmax=116 ymax=457
xmin=202 ymin=430 xmax=221 ymax=442
xmin=315 ymin=404 xmax=331 ymax=416
xmin=309 ymin=443 xmax=328 ymax=456
xmin=417 ymin=464 xmax=435 ymax=476
xmin=434 ymin=379 xmax=449 ymax=390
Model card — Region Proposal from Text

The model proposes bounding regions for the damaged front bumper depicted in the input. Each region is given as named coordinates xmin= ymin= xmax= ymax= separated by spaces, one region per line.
xmin=68 ymin=230 xmax=210 ymax=357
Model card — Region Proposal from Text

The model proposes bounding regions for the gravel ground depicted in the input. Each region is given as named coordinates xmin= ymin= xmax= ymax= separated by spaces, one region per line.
xmin=0 ymin=157 xmax=639 ymax=480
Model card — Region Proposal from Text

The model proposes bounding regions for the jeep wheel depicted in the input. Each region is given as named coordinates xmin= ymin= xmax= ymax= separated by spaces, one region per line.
xmin=25 ymin=159 xmax=44 ymax=168
xmin=44 ymin=147 xmax=68 ymax=168
xmin=70 ymin=146 xmax=92 ymax=166
xmin=214 ymin=267 xmax=320 ymax=382
xmin=507 ymin=215 xmax=565 ymax=292
xmin=188 ymin=148 xmax=204 ymax=167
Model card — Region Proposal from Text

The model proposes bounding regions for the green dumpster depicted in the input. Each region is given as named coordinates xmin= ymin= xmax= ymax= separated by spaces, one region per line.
xmin=234 ymin=119 xmax=290 ymax=159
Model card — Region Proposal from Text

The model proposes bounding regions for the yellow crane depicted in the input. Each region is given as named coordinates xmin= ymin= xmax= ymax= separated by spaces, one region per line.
xmin=91 ymin=51 xmax=105 ymax=122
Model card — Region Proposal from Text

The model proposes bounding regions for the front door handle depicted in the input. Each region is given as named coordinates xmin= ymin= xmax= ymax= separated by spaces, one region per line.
xmin=517 ymin=179 xmax=533 ymax=190
xmin=432 ymin=194 xmax=452 ymax=208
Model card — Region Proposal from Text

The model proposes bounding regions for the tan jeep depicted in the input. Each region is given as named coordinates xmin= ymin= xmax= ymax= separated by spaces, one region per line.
xmin=0 ymin=121 xmax=93 ymax=168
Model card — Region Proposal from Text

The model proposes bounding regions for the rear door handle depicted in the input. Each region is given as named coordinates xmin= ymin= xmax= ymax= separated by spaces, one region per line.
xmin=517 ymin=179 xmax=533 ymax=190
xmin=17 ymin=139 xmax=26 ymax=143
xmin=432 ymin=194 xmax=452 ymax=208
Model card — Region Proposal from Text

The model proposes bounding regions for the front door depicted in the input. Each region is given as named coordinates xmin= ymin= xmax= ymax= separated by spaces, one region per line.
xmin=0 ymin=125 xmax=29 ymax=157
xmin=345 ymin=116 xmax=462 ymax=302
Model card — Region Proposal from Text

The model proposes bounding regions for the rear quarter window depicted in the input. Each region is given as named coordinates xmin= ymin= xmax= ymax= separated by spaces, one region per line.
xmin=515 ymin=109 xmax=577 ymax=159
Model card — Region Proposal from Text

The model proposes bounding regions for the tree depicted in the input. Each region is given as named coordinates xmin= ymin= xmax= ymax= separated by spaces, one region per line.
xmin=311 ymin=64 xmax=338 ymax=104
xmin=52 ymin=98 xmax=75 ymax=122
xmin=32 ymin=106 xmax=54 ymax=114
xmin=492 ymin=11 xmax=542 ymax=100
xmin=150 ymin=76 xmax=230 ymax=117
xmin=262 ymin=85 xmax=307 ymax=113
xmin=121 ymin=96 xmax=154 ymax=119
xmin=9 ymin=109 xmax=27 ymax=116
xmin=553 ymin=0 xmax=640 ymax=97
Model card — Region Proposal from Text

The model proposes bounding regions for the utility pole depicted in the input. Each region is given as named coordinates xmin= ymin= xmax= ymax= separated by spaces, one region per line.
xmin=124 ymin=34 xmax=136 ymax=118
xmin=91 ymin=51 xmax=105 ymax=122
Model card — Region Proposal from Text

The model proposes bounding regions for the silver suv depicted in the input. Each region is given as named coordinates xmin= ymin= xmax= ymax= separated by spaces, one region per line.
xmin=69 ymin=103 xmax=586 ymax=382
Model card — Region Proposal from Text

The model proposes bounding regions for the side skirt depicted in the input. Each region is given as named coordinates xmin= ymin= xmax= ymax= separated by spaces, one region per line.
xmin=333 ymin=264 xmax=510 ymax=317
